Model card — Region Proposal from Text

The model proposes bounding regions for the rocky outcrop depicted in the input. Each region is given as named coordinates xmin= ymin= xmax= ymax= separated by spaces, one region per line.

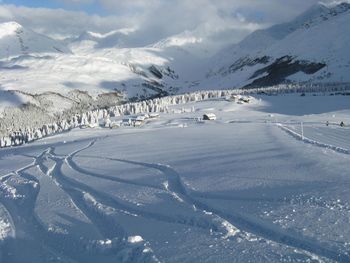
xmin=246 ymin=56 xmax=326 ymax=88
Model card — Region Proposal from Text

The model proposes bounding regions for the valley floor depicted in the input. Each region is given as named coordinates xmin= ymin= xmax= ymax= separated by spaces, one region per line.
xmin=0 ymin=94 xmax=350 ymax=262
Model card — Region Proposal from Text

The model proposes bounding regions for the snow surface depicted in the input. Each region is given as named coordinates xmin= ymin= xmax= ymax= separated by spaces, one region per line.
xmin=0 ymin=94 xmax=350 ymax=262
xmin=0 ymin=3 xmax=350 ymax=261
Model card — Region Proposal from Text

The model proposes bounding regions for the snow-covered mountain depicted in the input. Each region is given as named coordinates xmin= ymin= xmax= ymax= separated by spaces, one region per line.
xmin=1 ymin=2 xmax=350 ymax=135
xmin=149 ymin=30 xmax=213 ymax=58
xmin=70 ymin=28 xmax=140 ymax=49
xmin=0 ymin=21 xmax=197 ymax=136
xmin=0 ymin=21 xmax=206 ymax=111
xmin=0 ymin=21 xmax=71 ymax=59
xmin=1 ymin=2 xmax=349 ymax=100
xmin=207 ymin=2 xmax=350 ymax=88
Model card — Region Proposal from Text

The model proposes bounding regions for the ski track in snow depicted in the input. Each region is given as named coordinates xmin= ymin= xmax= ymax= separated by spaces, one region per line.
xmin=70 ymin=137 xmax=349 ymax=263
xmin=99 ymin=157 xmax=348 ymax=262
xmin=0 ymin=148 xmax=89 ymax=262
xmin=47 ymin=143 xmax=161 ymax=262
xmin=277 ymin=124 xmax=350 ymax=155
xmin=0 ymin=144 xmax=160 ymax=262
xmin=61 ymin=142 xmax=220 ymax=232
xmin=1 ymin=121 xmax=350 ymax=262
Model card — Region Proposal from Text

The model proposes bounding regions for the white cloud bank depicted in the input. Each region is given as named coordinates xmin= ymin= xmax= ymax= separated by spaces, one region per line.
xmin=0 ymin=0 xmax=338 ymax=48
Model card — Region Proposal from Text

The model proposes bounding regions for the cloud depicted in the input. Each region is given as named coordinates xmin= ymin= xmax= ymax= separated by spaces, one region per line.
xmin=0 ymin=4 xmax=131 ymax=38
xmin=0 ymin=5 xmax=12 ymax=19
xmin=320 ymin=0 xmax=350 ymax=6
xmin=55 ymin=0 xmax=95 ymax=5
xmin=0 ymin=0 xmax=328 ymax=48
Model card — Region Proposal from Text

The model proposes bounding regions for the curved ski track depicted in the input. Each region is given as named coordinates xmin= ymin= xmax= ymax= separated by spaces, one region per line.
xmin=1 ymin=134 xmax=349 ymax=262
xmin=0 ymin=144 xmax=160 ymax=263
xmin=97 ymin=156 xmax=349 ymax=262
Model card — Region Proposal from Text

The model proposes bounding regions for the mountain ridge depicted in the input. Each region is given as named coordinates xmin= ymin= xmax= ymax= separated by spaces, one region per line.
xmin=0 ymin=2 xmax=349 ymax=117
xmin=206 ymin=2 xmax=350 ymax=88
xmin=0 ymin=21 xmax=71 ymax=59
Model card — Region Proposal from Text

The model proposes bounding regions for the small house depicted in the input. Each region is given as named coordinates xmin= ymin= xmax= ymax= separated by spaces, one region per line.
xmin=133 ymin=120 xmax=143 ymax=127
xmin=87 ymin=123 xmax=99 ymax=128
xmin=122 ymin=118 xmax=132 ymax=126
xmin=110 ymin=121 xmax=121 ymax=129
xmin=203 ymin=113 xmax=217 ymax=121
xmin=136 ymin=116 xmax=146 ymax=122
xmin=149 ymin=113 xmax=160 ymax=119
xmin=228 ymin=95 xmax=239 ymax=101
xmin=239 ymin=97 xmax=250 ymax=103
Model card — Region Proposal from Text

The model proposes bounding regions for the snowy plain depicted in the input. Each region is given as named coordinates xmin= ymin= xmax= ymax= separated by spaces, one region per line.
xmin=0 ymin=93 xmax=350 ymax=262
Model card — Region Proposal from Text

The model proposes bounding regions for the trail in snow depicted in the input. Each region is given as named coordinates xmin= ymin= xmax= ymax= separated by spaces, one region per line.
xmin=278 ymin=124 xmax=350 ymax=155
xmin=66 ymin=154 xmax=163 ymax=191
xmin=0 ymin=95 xmax=349 ymax=262
xmin=56 ymin=155 xmax=219 ymax=232
xmin=0 ymin=145 xmax=160 ymax=263
xmin=48 ymin=145 xmax=160 ymax=262
xmin=0 ymin=148 xmax=86 ymax=262
xmin=1 ymin=124 xmax=348 ymax=262
xmin=83 ymin=155 xmax=349 ymax=262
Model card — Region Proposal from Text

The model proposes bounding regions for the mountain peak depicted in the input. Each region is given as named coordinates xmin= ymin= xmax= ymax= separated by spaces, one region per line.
xmin=0 ymin=21 xmax=23 ymax=29
xmin=319 ymin=1 xmax=350 ymax=8
xmin=0 ymin=21 xmax=71 ymax=59
xmin=305 ymin=1 xmax=350 ymax=19
xmin=0 ymin=21 xmax=23 ymax=38
xmin=290 ymin=1 xmax=350 ymax=28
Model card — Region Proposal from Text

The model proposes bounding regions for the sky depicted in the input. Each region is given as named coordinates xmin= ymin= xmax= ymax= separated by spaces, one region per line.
xmin=0 ymin=0 xmax=336 ymax=48
xmin=1 ymin=0 xmax=108 ymax=15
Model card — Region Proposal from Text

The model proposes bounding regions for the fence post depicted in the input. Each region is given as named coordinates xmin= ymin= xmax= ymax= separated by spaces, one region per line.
xmin=301 ymin=122 xmax=304 ymax=140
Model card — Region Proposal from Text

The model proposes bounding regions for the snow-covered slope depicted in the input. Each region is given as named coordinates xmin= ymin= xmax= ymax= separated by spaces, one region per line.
xmin=1 ymin=94 xmax=350 ymax=262
xmin=70 ymin=28 xmax=139 ymax=49
xmin=207 ymin=2 xmax=350 ymax=88
xmin=149 ymin=30 xmax=213 ymax=58
xmin=0 ymin=22 xmax=188 ymax=127
xmin=0 ymin=22 xmax=71 ymax=59
xmin=0 ymin=22 xmax=207 ymax=115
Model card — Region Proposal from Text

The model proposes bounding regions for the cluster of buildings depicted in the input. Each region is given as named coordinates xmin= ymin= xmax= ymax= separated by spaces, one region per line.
xmin=1 ymin=90 xmax=249 ymax=148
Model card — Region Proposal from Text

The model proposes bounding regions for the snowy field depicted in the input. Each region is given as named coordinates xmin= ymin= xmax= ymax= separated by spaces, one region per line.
xmin=0 ymin=94 xmax=350 ymax=262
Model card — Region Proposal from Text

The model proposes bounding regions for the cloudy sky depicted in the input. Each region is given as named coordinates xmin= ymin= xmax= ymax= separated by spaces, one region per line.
xmin=0 ymin=0 xmax=334 ymax=47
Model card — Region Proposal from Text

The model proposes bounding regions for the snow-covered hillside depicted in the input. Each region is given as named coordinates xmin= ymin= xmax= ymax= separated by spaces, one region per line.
xmin=0 ymin=22 xmax=70 ymax=59
xmin=0 ymin=22 xmax=190 ymax=135
xmin=1 ymin=93 xmax=350 ymax=262
xmin=1 ymin=2 xmax=350 ymax=102
xmin=0 ymin=21 xmax=206 ymax=101
xmin=69 ymin=28 xmax=140 ymax=49
xmin=207 ymin=2 xmax=350 ymax=88
xmin=0 ymin=23 xmax=178 ymax=100
xmin=0 ymin=21 xmax=208 ymax=131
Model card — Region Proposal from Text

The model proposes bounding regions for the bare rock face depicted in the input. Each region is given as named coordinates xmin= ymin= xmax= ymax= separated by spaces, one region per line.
xmin=148 ymin=65 xmax=163 ymax=79
xmin=246 ymin=56 xmax=326 ymax=88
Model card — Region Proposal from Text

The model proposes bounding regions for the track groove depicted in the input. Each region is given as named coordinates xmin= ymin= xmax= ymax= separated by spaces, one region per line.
xmin=96 ymin=156 xmax=349 ymax=262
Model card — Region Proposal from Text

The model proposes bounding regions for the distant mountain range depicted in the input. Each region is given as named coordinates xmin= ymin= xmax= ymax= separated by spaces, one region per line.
xmin=0 ymin=2 xmax=349 ymax=115
xmin=207 ymin=2 xmax=350 ymax=88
